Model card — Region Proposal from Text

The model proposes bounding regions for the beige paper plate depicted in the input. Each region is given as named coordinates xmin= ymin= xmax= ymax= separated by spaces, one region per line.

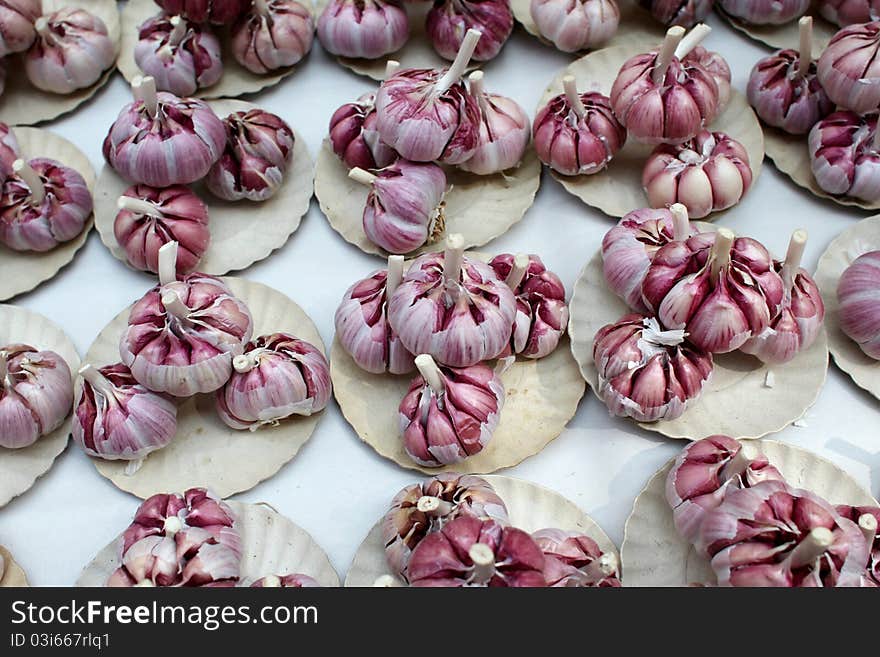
xmin=76 ymin=501 xmax=340 ymax=586
xmin=814 ymin=215 xmax=880 ymax=400
xmin=717 ymin=8 xmax=836 ymax=53
xmin=345 ymin=474 xmax=617 ymax=586
xmin=0 ymin=127 xmax=95 ymax=302
xmin=85 ymin=278 xmax=326 ymax=499
xmin=0 ymin=0 xmax=120 ymax=125
xmin=621 ymin=438 xmax=878 ymax=586
xmin=538 ymin=43 xmax=765 ymax=219
xmin=94 ymin=99 xmax=313 ymax=276
xmin=0 ymin=304 xmax=79 ymax=507
xmin=315 ymin=139 xmax=541 ymax=257
xmin=568 ymin=232 xmax=829 ymax=440
xmin=0 ymin=546 xmax=28 ymax=587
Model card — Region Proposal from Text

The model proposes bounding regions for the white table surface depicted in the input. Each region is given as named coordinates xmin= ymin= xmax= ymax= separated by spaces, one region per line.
xmin=2 ymin=12 xmax=878 ymax=586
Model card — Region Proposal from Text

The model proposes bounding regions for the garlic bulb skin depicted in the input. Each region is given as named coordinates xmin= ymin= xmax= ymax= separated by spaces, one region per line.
xmin=818 ymin=22 xmax=880 ymax=113
xmin=838 ymin=250 xmax=880 ymax=359
xmin=230 ymin=0 xmax=314 ymax=74
xmin=0 ymin=122 xmax=19 ymax=186
xmin=427 ymin=0 xmax=513 ymax=62
xmin=530 ymin=0 xmax=620 ymax=53
xmin=748 ymin=52 xmax=833 ymax=135
xmin=809 ymin=110 xmax=880 ymax=202
xmin=317 ymin=0 xmax=408 ymax=59
xmin=717 ymin=0 xmax=809 ymax=24
xmin=329 ymin=91 xmax=398 ymax=170
xmin=641 ymin=0 xmax=714 ymax=28
xmin=532 ymin=529 xmax=621 ymax=587
xmin=156 ymin=0 xmax=251 ymax=25
xmin=819 ymin=0 xmax=880 ymax=26
xmin=0 ymin=344 xmax=73 ymax=449
xmin=0 ymin=0 xmax=40 ymax=57
xmin=251 ymin=574 xmax=319 ymax=587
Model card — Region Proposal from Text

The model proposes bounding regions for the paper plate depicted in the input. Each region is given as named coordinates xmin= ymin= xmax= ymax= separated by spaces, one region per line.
xmin=76 ymin=501 xmax=340 ymax=586
xmin=0 ymin=304 xmax=79 ymax=508
xmin=0 ymin=127 xmax=95 ymax=302
xmin=537 ymin=42 xmax=765 ymax=219
xmin=84 ymin=278 xmax=327 ymax=499
xmin=717 ymin=8 xmax=837 ymax=53
xmin=0 ymin=0 xmax=120 ymax=125
xmin=94 ymin=99 xmax=313 ymax=276
xmin=345 ymin=474 xmax=617 ymax=586
xmin=814 ymin=215 xmax=880 ymax=400
xmin=568 ymin=230 xmax=829 ymax=440
xmin=315 ymin=139 xmax=541 ymax=257
xmin=0 ymin=546 xmax=28 ymax=587
xmin=621 ymin=438 xmax=878 ymax=586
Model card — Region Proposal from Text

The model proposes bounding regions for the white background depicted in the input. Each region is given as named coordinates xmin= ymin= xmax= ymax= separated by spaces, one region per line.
xmin=2 ymin=10 xmax=878 ymax=586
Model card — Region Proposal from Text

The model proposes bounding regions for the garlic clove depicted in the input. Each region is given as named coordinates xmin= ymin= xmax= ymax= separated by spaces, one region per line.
xmin=818 ymin=21 xmax=880 ymax=113
xmin=0 ymin=0 xmax=40 ymax=57
xmin=230 ymin=0 xmax=314 ymax=74
xmin=530 ymin=0 xmax=619 ymax=53
xmin=838 ymin=250 xmax=880 ymax=360
xmin=641 ymin=0 xmax=714 ymax=28
xmin=156 ymin=0 xmax=251 ymax=25
xmin=251 ymin=573 xmax=320 ymax=587
xmin=318 ymin=0 xmax=408 ymax=59
xmin=809 ymin=110 xmax=880 ymax=202
xmin=532 ymin=528 xmax=621 ymax=587
xmin=427 ymin=0 xmax=513 ymax=62
xmin=717 ymin=0 xmax=809 ymax=24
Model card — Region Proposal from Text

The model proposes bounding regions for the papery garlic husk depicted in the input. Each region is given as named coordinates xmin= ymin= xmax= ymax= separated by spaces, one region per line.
xmin=317 ymin=0 xmax=408 ymax=59
xmin=642 ymin=229 xmax=785 ymax=353
xmin=697 ymin=480 xmax=870 ymax=587
xmin=717 ymin=0 xmax=808 ymax=24
xmin=818 ymin=22 xmax=880 ymax=113
xmin=329 ymin=91 xmax=398 ymax=170
xmin=664 ymin=435 xmax=785 ymax=545
xmin=427 ymin=0 xmax=513 ymax=62
xmin=820 ymin=0 xmax=880 ymax=26
xmin=107 ymin=488 xmax=243 ymax=587
xmin=0 ymin=121 xmax=20 ymax=186
xmin=809 ymin=110 xmax=880 ymax=201
xmin=230 ymin=0 xmax=314 ymax=74
xmin=25 ymin=9 xmax=115 ymax=94
xmin=251 ymin=573 xmax=319 ymax=587
xmin=134 ymin=15 xmax=223 ymax=97
xmin=381 ymin=473 xmax=509 ymax=579
xmin=398 ymin=355 xmax=504 ymax=466
xmin=0 ymin=344 xmax=73 ymax=449
xmin=642 ymin=130 xmax=753 ymax=219
xmin=592 ymin=313 xmax=713 ymax=422
xmin=73 ymin=363 xmax=177 ymax=461
xmin=407 ymin=515 xmax=547 ymax=587
xmin=156 ymin=0 xmax=251 ymax=25
xmin=531 ymin=528 xmax=621 ymax=587
xmin=0 ymin=0 xmax=40 ymax=57
xmin=530 ymin=0 xmax=619 ymax=53
xmin=205 ymin=109 xmax=294 ymax=202
xmin=216 ymin=332 xmax=331 ymax=431
xmin=838 ymin=250 xmax=880 ymax=359
xmin=835 ymin=504 xmax=880 ymax=586
xmin=685 ymin=45 xmax=731 ymax=110
xmin=489 ymin=253 xmax=569 ymax=359
xmin=0 ymin=157 xmax=93 ymax=253
xmin=640 ymin=0 xmax=713 ymax=28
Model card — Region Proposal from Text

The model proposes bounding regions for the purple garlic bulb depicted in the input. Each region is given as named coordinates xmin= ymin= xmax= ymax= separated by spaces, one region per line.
xmin=427 ymin=0 xmax=513 ymax=62
xmin=155 ymin=0 xmax=250 ymax=25
xmin=0 ymin=122 xmax=19 ymax=187
xmin=230 ymin=0 xmax=314 ymax=74
xmin=532 ymin=529 xmax=621 ymax=587
xmin=717 ymin=0 xmax=809 ymax=24
xmin=251 ymin=574 xmax=319 ymax=587
xmin=838 ymin=250 xmax=880 ymax=359
xmin=0 ymin=0 xmax=40 ymax=57
xmin=820 ymin=0 xmax=880 ymax=26
xmin=818 ymin=21 xmax=880 ymax=113
xmin=329 ymin=88 xmax=398 ymax=171
xmin=809 ymin=110 xmax=880 ymax=202
xmin=317 ymin=0 xmax=408 ymax=59
xmin=530 ymin=0 xmax=619 ymax=53
xmin=640 ymin=0 xmax=713 ymax=28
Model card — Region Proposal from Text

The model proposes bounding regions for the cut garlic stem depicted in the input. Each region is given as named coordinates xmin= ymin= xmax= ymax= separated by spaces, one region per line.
xmin=168 ymin=15 xmax=186 ymax=46
xmin=709 ymin=227 xmax=735 ymax=283
xmin=348 ymin=167 xmax=377 ymax=186
xmin=261 ymin=575 xmax=282 ymax=587
xmin=415 ymin=354 xmax=445 ymax=395
xmin=384 ymin=59 xmax=400 ymax=79
xmin=443 ymin=233 xmax=465 ymax=284
xmin=373 ymin=574 xmax=398 ymax=587
xmin=416 ymin=495 xmax=454 ymax=516
xmin=117 ymin=195 xmax=164 ymax=218
xmin=583 ymin=552 xmax=617 ymax=582
xmin=233 ymin=353 xmax=256 ymax=374
xmin=163 ymin=515 xmax=183 ymax=536
xmin=386 ymin=255 xmax=405 ymax=298
xmin=436 ymin=29 xmax=482 ymax=93
xmin=859 ymin=513 xmax=878 ymax=545
xmin=652 ymin=26 xmax=686 ymax=84
xmin=135 ymin=579 xmax=155 ymax=587
xmin=79 ymin=364 xmax=114 ymax=397
xmin=131 ymin=74 xmax=144 ymax=102
xmin=34 ymin=16 xmax=56 ymax=45
xmin=798 ymin=16 xmax=812 ymax=77
xmin=562 ymin=75 xmax=586 ymax=120
xmin=504 ymin=253 xmax=530 ymax=291
xmin=468 ymin=543 xmax=496 ymax=582
xmin=674 ymin=23 xmax=710 ymax=59
xmin=719 ymin=442 xmax=754 ymax=481
xmin=469 ymin=70 xmax=492 ymax=115
xmin=157 ymin=241 xmax=179 ymax=285
xmin=161 ymin=290 xmax=191 ymax=320
xmin=12 ymin=159 xmax=45 ymax=205
xmin=135 ymin=76 xmax=159 ymax=118
xmin=788 ymin=527 xmax=833 ymax=568
xmin=253 ymin=0 xmax=269 ymax=15
xmin=669 ymin=203 xmax=690 ymax=241
xmin=0 ymin=351 xmax=7 ymax=384
xmin=781 ymin=229 xmax=807 ymax=293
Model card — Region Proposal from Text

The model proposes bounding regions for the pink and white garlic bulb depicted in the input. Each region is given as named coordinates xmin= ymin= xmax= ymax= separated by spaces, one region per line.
xmin=134 ymin=15 xmax=223 ymax=97
xmin=820 ymin=0 xmax=880 ymax=26
xmin=427 ymin=0 xmax=513 ymax=62
xmin=838 ymin=250 xmax=880 ymax=359
xmin=592 ymin=313 xmax=714 ymax=422
xmin=387 ymin=234 xmax=516 ymax=367
xmin=0 ymin=122 xmax=19 ymax=187
xmin=251 ymin=573 xmax=319 ymax=587
xmin=642 ymin=130 xmax=753 ymax=219
xmin=532 ymin=529 xmax=621 ymax=587
xmin=835 ymin=504 xmax=880 ymax=586
xmin=0 ymin=0 xmax=40 ymax=57
xmin=685 ymin=45 xmax=731 ymax=111
xmin=0 ymin=158 xmax=93 ymax=253
xmin=107 ymin=488 xmax=242 ymax=587
xmin=317 ymin=0 xmax=408 ymax=59
xmin=640 ymin=0 xmax=713 ymax=28
xmin=103 ymin=76 xmax=226 ymax=188
xmin=717 ymin=0 xmax=808 ymax=24
xmin=809 ymin=110 xmax=880 ymax=202
xmin=25 ymin=9 xmax=115 ymax=94
xmin=119 ymin=242 xmax=254 ymax=397
xmin=230 ymin=0 xmax=313 ymax=74
xmin=156 ymin=0 xmax=250 ymax=25
xmin=530 ymin=0 xmax=619 ymax=53
xmin=533 ymin=75 xmax=626 ymax=176
xmin=73 ymin=363 xmax=177 ymax=461
xmin=0 ymin=344 xmax=72 ymax=449
xmin=215 ymin=333 xmax=331 ymax=431
xmin=818 ymin=22 xmax=880 ymax=113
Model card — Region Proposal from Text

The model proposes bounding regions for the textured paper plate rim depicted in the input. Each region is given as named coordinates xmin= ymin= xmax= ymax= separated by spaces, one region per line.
xmin=620 ymin=438 xmax=878 ymax=587
xmin=717 ymin=7 xmax=837 ymax=53
xmin=0 ymin=546 xmax=28 ymax=587
xmin=344 ymin=474 xmax=617 ymax=586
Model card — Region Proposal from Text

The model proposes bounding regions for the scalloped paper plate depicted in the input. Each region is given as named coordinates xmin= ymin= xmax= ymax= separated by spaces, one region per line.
xmin=814 ymin=215 xmax=880 ymax=400
xmin=717 ymin=8 xmax=837 ymax=53
xmin=0 ymin=304 xmax=79 ymax=507
xmin=76 ymin=501 xmax=340 ymax=586
xmin=85 ymin=278 xmax=326 ymax=499
xmin=0 ymin=127 xmax=95 ymax=302
xmin=0 ymin=0 xmax=120 ymax=125
xmin=621 ymin=439 xmax=878 ymax=586
xmin=345 ymin=474 xmax=617 ymax=586
xmin=568 ymin=227 xmax=829 ymax=440
xmin=94 ymin=99 xmax=313 ymax=276
xmin=0 ymin=546 xmax=28 ymax=587
xmin=538 ymin=43 xmax=765 ymax=219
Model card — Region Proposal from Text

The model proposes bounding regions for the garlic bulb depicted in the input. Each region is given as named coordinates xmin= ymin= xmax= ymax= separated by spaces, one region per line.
xmin=809 ymin=110 xmax=880 ymax=202
xmin=530 ymin=0 xmax=619 ymax=53
xmin=317 ymin=0 xmax=408 ymax=59
xmin=717 ymin=0 xmax=808 ymax=24
xmin=382 ymin=474 xmax=509 ymax=579
xmin=387 ymin=234 xmax=516 ymax=367
xmin=533 ymin=75 xmax=626 ymax=176
xmin=230 ymin=0 xmax=314 ymax=74
xmin=73 ymin=363 xmax=177 ymax=461
xmin=251 ymin=574 xmax=319 ymax=587
xmin=0 ymin=344 xmax=72 ymax=449
xmin=349 ymin=160 xmax=446 ymax=254
xmin=119 ymin=242 xmax=254 ymax=397
xmin=407 ymin=516 xmax=547 ymax=587
xmin=640 ymin=0 xmax=713 ymax=28
xmin=642 ymin=130 xmax=753 ymax=219
xmin=0 ymin=0 xmax=40 ymax=57
xmin=0 ymin=121 xmax=19 ymax=186
xmin=685 ymin=45 xmax=731 ymax=111
xmin=156 ymin=0 xmax=250 ymax=25
xmin=838 ymin=250 xmax=880 ymax=359
xmin=329 ymin=88 xmax=398 ymax=171
xmin=107 ymin=488 xmax=242 ymax=587
xmin=427 ymin=0 xmax=513 ymax=62
xmin=103 ymin=76 xmax=226 ymax=187
xmin=0 ymin=157 xmax=93 ymax=253
xmin=216 ymin=333 xmax=331 ymax=431
xmin=820 ymin=0 xmax=880 ymax=26
xmin=134 ymin=15 xmax=223 ymax=97
xmin=835 ymin=504 xmax=880 ymax=586
xmin=818 ymin=22 xmax=880 ymax=113
xmin=25 ymin=9 xmax=115 ymax=94
xmin=531 ymin=529 xmax=621 ymax=587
